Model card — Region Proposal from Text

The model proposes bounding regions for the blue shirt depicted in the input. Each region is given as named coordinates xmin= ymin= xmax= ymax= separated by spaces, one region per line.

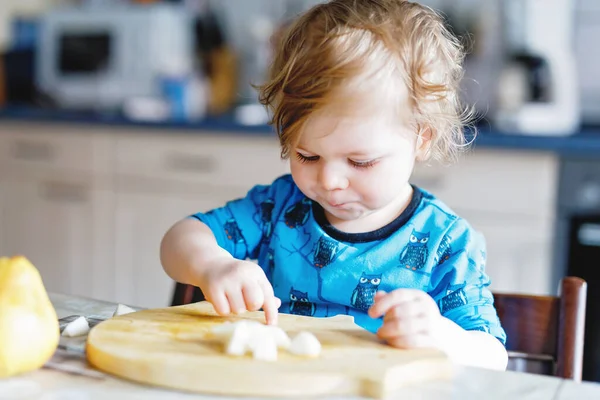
xmin=191 ymin=174 xmax=506 ymax=345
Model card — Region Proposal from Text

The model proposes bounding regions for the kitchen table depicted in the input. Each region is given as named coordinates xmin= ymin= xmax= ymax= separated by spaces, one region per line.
xmin=1 ymin=292 xmax=599 ymax=400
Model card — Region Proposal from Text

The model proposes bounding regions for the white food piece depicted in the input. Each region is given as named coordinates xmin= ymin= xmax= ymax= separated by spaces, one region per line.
xmin=112 ymin=304 xmax=136 ymax=317
xmin=288 ymin=331 xmax=321 ymax=357
xmin=212 ymin=320 xmax=256 ymax=341
xmin=225 ymin=322 xmax=252 ymax=356
xmin=269 ymin=326 xmax=291 ymax=350
xmin=211 ymin=320 xmax=291 ymax=360
xmin=210 ymin=320 xmax=233 ymax=340
xmin=247 ymin=333 xmax=278 ymax=361
xmin=61 ymin=316 xmax=90 ymax=337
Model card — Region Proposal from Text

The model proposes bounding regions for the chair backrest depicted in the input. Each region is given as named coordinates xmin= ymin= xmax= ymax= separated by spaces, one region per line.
xmin=171 ymin=282 xmax=205 ymax=306
xmin=493 ymin=276 xmax=587 ymax=381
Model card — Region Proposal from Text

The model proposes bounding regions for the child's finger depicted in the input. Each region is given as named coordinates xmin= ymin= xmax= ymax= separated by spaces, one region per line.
xmin=259 ymin=279 xmax=279 ymax=325
xmin=383 ymin=300 xmax=424 ymax=322
xmin=374 ymin=290 xmax=387 ymax=301
xmin=368 ymin=289 xmax=420 ymax=318
xmin=226 ymin=289 xmax=247 ymax=315
xmin=368 ymin=291 xmax=387 ymax=316
xmin=376 ymin=315 xmax=428 ymax=340
xmin=242 ymin=283 xmax=265 ymax=312
xmin=386 ymin=333 xmax=433 ymax=350
xmin=262 ymin=295 xmax=279 ymax=326
xmin=207 ymin=290 xmax=230 ymax=316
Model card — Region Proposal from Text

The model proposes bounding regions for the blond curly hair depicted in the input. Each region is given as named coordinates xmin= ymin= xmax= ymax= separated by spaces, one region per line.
xmin=257 ymin=0 xmax=474 ymax=163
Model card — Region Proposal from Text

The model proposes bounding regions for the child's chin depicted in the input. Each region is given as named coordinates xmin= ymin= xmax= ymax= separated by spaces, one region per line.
xmin=325 ymin=206 xmax=363 ymax=220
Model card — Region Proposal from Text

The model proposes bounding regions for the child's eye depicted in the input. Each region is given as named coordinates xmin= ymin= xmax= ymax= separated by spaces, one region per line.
xmin=295 ymin=152 xmax=319 ymax=164
xmin=349 ymin=159 xmax=376 ymax=169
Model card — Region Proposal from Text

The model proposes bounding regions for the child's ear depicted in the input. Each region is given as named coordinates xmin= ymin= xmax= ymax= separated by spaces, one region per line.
xmin=415 ymin=126 xmax=433 ymax=161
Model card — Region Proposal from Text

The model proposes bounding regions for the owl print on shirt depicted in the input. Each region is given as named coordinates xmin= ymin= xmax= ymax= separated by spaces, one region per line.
xmin=288 ymin=288 xmax=316 ymax=316
xmin=284 ymin=198 xmax=312 ymax=228
xmin=350 ymin=272 xmax=382 ymax=311
xmin=400 ymin=229 xmax=430 ymax=270
xmin=313 ymin=236 xmax=338 ymax=268
xmin=259 ymin=199 xmax=275 ymax=240
xmin=223 ymin=218 xmax=245 ymax=244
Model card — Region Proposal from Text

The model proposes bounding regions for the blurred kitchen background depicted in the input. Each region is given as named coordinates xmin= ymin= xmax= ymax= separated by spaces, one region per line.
xmin=0 ymin=0 xmax=599 ymax=381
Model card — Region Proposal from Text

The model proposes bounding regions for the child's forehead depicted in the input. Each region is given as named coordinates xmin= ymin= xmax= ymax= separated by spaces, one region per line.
xmin=327 ymin=75 xmax=413 ymax=119
xmin=297 ymin=108 xmax=415 ymax=153
xmin=290 ymin=70 xmax=416 ymax=153
xmin=302 ymin=97 xmax=410 ymax=135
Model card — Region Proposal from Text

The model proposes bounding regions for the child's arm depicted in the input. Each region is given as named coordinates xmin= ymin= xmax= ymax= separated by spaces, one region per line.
xmin=436 ymin=314 xmax=508 ymax=370
xmin=160 ymin=217 xmax=279 ymax=324
xmin=369 ymin=290 xmax=508 ymax=370
xmin=160 ymin=218 xmax=231 ymax=286
xmin=370 ymin=219 xmax=508 ymax=370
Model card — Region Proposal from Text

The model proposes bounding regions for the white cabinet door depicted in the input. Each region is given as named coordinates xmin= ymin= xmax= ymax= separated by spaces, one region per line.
xmin=113 ymin=189 xmax=240 ymax=309
xmin=465 ymin=211 xmax=554 ymax=296
xmin=411 ymin=150 xmax=558 ymax=219
xmin=1 ymin=178 xmax=114 ymax=300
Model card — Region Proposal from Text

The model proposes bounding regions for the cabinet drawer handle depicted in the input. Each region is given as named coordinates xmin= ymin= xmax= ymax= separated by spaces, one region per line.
xmin=41 ymin=182 xmax=89 ymax=203
xmin=11 ymin=140 xmax=55 ymax=162
xmin=164 ymin=153 xmax=215 ymax=173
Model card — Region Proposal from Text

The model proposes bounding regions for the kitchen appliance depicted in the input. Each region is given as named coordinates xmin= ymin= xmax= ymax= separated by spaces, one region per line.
xmin=86 ymin=301 xmax=453 ymax=398
xmin=553 ymin=158 xmax=600 ymax=382
xmin=494 ymin=0 xmax=580 ymax=135
xmin=574 ymin=0 xmax=600 ymax=124
xmin=35 ymin=3 xmax=195 ymax=111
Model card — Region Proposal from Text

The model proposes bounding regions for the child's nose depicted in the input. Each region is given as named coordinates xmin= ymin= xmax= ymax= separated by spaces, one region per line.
xmin=318 ymin=164 xmax=349 ymax=191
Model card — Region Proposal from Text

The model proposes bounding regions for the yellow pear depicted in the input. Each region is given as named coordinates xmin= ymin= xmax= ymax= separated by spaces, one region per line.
xmin=0 ymin=256 xmax=60 ymax=378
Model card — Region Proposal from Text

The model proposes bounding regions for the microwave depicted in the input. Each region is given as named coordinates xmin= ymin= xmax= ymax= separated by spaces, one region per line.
xmin=36 ymin=4 xmax=194 ymax=111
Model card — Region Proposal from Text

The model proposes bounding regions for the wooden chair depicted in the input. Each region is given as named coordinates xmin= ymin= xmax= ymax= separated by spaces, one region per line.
xmin=171 ymin=282 xmax=205 ymax=306
xmin=493 ymin=276 xmax=587 ymax=381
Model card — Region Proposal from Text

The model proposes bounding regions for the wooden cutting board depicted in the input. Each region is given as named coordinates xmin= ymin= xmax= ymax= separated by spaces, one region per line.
xmin=86 ymin=301 xmax=454 ymax=398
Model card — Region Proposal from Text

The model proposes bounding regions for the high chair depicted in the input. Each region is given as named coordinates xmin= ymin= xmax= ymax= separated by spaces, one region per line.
xmin=493 ymin=276 xmax=587 ymax=381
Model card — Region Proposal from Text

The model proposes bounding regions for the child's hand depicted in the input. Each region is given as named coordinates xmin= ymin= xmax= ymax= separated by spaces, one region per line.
xmin=368 ymin=289 xmax=444 ymax=350
xmin=198 ymin=258 xmax=281 ymax=325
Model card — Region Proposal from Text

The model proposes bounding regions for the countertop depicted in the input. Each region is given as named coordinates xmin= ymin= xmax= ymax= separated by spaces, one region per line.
xmin=1 ymin=106 xmax=600 ymax=158
xmin=0 ymin=292 xmax=599 ymax=399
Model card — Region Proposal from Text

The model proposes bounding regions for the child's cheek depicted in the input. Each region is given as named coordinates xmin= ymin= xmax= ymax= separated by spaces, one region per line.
xmin=290 ymin=162 xmax=314 ymax=192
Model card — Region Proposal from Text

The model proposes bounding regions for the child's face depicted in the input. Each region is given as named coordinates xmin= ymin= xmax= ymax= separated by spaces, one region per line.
xmin=290 ymin=105 xmax=422 ymax=233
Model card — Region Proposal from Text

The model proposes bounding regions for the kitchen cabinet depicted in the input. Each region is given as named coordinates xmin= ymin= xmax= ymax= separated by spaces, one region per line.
xmin=112 ymin=185 xmax=254 ymax=309
xmin=411 ymin=150 xmax=558 ymax=219
xmin=0 ymin=122 xmax=291 ymax=308
xmin=113 ymin=130 xmax=289 ymax=188
xmin=113 ymin=191 xmax=196 ymax=309
xmin=110 ymin=129 xmax=290 ymax=308
xmin=0 ymin=121 xmax=559 ymax=308
xmin=458 ymin=210 xmax=554 ymax=295
xmin=0 ymin=123 xmax=116 ymax=302
xmin=0 ymin=176 xmax=114 ymax=300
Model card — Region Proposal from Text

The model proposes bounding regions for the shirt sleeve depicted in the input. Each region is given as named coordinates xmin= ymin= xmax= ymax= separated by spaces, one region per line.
xmin=428 ymin=219 xmax=507 ymax=345
xmin=189 ymin=175 xmax=293 ymax=260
